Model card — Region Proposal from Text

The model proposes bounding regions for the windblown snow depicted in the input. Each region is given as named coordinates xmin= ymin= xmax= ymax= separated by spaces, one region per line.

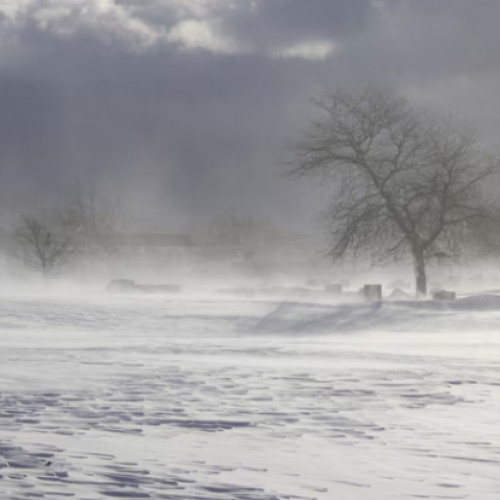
xmin=0 ymin=289 xmax=499 ymax=499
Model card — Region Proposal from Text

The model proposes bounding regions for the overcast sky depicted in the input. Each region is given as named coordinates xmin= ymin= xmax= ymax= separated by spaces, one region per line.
xmin=0 ymin=0 xmax=499 ymax=231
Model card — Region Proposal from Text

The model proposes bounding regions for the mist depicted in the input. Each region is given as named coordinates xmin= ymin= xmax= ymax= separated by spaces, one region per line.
xmin=1 ymin=1 xmax=500 ymax=499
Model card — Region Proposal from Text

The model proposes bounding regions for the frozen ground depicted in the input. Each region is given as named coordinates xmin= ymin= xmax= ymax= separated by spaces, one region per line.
xmin=0 ymin=290 xmax=500 ymax=499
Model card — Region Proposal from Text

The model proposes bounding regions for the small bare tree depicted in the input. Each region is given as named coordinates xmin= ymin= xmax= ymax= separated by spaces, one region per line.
xmin=15 ymin=215 xmax=74 ymax=276
xmin=59 ymin=185 xmax=123 ymax=257
xmin=291 ymin=87 xmax=500 ymax=296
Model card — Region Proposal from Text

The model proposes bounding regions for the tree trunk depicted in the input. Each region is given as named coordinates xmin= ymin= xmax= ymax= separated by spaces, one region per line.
xmin=413 ymin=248 xmax=427 ymax=297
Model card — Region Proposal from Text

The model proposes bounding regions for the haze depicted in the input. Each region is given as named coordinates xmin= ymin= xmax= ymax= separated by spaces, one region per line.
xmin=1 ymin=2 xmax=500 ymax=500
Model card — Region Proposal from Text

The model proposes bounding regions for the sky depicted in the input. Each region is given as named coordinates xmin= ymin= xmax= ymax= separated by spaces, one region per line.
xmin=0 ymin=0 xmax=499 ymax=231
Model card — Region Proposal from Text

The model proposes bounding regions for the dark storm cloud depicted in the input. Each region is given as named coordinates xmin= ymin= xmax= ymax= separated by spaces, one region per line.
xmin=0 ymin=0 xmax=499 ymax=229
xmin=355 ymin=0 xmax=500 ymax=79
xmin=225 ymin=0 xmax=373 ymax=48
xmin=0 ymin=31 xmax=323 ymax=226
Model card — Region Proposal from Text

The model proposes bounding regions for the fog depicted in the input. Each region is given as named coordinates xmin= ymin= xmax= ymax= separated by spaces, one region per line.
xmin=1 ymin=1 xmax=500 ymax=499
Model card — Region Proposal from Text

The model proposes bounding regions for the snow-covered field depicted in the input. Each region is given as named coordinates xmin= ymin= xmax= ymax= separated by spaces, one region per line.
xmin=0 ymin=290 xmax=500 ymax=499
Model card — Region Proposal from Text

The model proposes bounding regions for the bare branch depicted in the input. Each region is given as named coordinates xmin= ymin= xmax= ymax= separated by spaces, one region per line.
xmin=290 ymin=86 xmax=500 ymax=296
xmin=15 ymin=215 xmax=74 ymax=276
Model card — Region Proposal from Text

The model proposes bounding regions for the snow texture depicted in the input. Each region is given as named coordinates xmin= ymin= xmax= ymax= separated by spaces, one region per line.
xmin=0 ymin=290 xmax=499 ymax=499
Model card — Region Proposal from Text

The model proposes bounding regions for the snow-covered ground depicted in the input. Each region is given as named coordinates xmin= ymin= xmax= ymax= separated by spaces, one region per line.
xmin=0 ymin=289 xmax=499 ymax=499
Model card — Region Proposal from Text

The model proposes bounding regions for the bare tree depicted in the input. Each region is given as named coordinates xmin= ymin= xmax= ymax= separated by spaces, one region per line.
xmin=59 ymin=185 xmax=123 ymax=257
xmin=15 ymin=215 xmax=74 ymax=276
xmin=291 ymin=87 xmax=500 ymax=296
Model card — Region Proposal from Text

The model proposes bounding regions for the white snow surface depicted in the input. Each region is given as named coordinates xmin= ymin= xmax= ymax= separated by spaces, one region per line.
xmin=0 ymin=290 xmax=499 ymax=499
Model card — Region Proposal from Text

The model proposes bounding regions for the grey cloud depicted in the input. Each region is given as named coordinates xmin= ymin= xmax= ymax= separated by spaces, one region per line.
xmin=1 ymin=0 xmax=500 ymax=230
xmin=360 ymin=0 xmax=500 ymax=77
xmin=225 ymin=0 xmax=374 ymax=47
xmin=0 ymin=0 xmax=376 ymax=57
xmin=0 ymin=26 xmax=323 ymax=227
